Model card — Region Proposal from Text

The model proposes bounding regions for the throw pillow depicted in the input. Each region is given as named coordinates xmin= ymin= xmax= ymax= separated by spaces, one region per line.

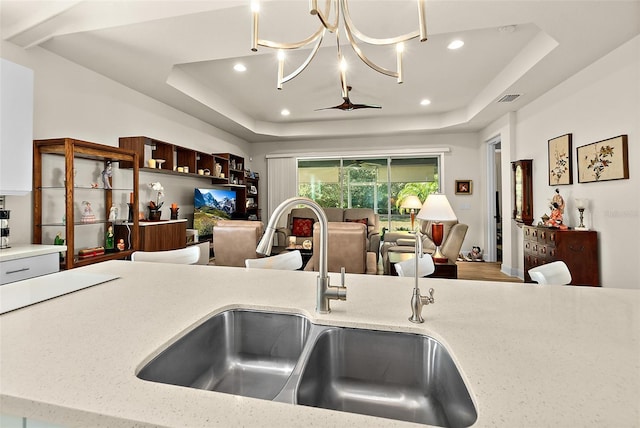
xmin=346 ymin=217 xmax=369 ymax=226
xmin=292 ymin=217 xmax=314 ymax=237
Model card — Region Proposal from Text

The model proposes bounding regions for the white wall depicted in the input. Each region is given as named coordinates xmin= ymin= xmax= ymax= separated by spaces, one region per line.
xmin=481 ymin=113 xmax=518 ymax=277
xmin=249 ymin=132 xmax=486 ymax=254
xmin=1 ymin=40 xmax=250 ymax=244
xmin=489 ymin=35 xmax=640 ymax=288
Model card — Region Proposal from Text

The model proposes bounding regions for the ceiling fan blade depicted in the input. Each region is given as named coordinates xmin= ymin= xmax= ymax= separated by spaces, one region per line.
xmin=315 ymin=99 xmax=353 ymax=111
xmin=351 ymin=103 xmax=382 ymax=109
xmin=315 ymin=90 xmax=381 ymax=111
xmin=314 ymin=106 xmax=343 ymax=111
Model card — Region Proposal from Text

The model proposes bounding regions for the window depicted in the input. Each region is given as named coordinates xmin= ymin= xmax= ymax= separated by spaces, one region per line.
xmin=298 ymin=156 xmax=441 ymax=232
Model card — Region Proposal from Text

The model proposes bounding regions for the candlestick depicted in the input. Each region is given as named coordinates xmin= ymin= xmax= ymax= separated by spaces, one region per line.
xmin=170 ymin=206 xmax=179 ymax=220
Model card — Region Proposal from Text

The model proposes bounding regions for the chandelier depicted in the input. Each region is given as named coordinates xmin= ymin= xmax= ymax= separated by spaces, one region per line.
xmin=251 ymin=0 xmax=427 ymax=99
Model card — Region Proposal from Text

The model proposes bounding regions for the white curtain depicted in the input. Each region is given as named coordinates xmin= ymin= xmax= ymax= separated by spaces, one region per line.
xmin=266 ymin=156 xmax=297 ymax=226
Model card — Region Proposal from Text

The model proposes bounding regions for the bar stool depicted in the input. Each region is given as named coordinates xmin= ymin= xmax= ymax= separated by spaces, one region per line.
xmin=131 ymin=246 xmax=200 ymax=265
xmin=528 ymin=261 xmax=572 ymax=285
xmin=245 ymin=250 xmax=303 ymax=270
xmin=395 ymin=255 xmax=435 ymax=278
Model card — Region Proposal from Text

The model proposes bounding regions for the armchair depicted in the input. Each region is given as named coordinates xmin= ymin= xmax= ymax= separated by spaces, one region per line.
xmin=275 ymin=207 xmax=380 ymax=259
xmin=304 ymin=222 xmax=377 ymax=274
xmin=381 ymin=220 xmax=468 ymax=275
xmin=213 ymin=220 xmax=264 ymax=267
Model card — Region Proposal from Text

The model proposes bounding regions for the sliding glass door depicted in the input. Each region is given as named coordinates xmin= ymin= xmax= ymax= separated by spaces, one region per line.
xmin=298 ymin=156 xmax=440 ymax=233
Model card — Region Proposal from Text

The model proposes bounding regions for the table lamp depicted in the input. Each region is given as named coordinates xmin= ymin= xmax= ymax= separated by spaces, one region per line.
xmin=400 ymin=195 xmax=423 ymax=231
xmin=416 ymin=194 xmax=457 ymax=263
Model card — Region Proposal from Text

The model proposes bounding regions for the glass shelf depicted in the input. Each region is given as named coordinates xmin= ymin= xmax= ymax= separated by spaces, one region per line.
xmin=39 ymin=219 xmax=127 ymax=227
xmin=38 ymin=186 xmax=133 ymax=191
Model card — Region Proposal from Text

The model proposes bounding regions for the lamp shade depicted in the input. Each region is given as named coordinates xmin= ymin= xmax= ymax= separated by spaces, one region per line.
xmin=400 ymin=195 xmax=423 ymax=210
xmin=416 ymin=194 xmax=457 ymax=221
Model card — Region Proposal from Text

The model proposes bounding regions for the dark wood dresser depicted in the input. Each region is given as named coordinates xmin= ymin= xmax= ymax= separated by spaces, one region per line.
xmin=523 ymin=225 xmax=599 ymax=286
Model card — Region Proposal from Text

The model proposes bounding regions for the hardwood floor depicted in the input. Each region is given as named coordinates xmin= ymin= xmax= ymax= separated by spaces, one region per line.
xmin=456 ymin=261 xmax=522 ymax=283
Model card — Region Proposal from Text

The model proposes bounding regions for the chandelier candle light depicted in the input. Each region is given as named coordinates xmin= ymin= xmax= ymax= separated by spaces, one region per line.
xmin=251 ymin=0 xmax=427 ymax=97
xmin=416 ymin=194 xmax=457 ymax=263
xmin=400 ymin=195 xmax=423 ymax=231
xmin=575 ymin=198 xmax=588 ymax=230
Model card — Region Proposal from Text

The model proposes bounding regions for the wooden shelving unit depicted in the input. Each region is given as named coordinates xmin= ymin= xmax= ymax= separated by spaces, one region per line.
xmin=119 ymin=136 xmax=231 ymax=184
xmin=117 ymin=137 xmax=260 ymax=220
xmin=33 ymin=138 xmax=140 ymax=269
xmin=245 ymin=176 xmax=260 ymax=220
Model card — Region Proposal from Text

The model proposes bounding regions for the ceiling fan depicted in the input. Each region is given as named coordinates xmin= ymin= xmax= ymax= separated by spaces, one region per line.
xmin=316 ymin=86 xmax=382 ymax=112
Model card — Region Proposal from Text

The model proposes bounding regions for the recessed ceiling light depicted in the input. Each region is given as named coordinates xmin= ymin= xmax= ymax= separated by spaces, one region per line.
xmin=281 ymin=109 xmax=290 ymax=116
xmin=447 ymin=40 xmax=464 ymax=50
xmin=233 ymin=63 xmax=247 ymax=72
xmin=420 ymin=99 xmax=431 ymax=106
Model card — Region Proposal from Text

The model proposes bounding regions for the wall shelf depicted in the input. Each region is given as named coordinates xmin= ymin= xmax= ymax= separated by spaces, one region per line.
xmin=118 ymin=137 xmax=260 ymax=220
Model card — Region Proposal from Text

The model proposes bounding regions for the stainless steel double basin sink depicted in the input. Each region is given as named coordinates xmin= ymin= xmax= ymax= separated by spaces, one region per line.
xmin=137 ymin=309 xmax=477 ymax=427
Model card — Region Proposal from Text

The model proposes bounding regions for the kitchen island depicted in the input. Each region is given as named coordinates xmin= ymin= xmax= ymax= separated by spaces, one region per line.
xmin=0 ymin=260 xmax=638 ymax=427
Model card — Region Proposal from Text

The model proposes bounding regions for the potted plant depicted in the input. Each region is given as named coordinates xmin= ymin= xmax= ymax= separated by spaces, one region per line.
xmin=148 ymin=182 xmax=164 ymax=221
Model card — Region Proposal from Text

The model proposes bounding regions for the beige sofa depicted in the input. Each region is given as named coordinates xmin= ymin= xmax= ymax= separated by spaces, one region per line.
xmin=276 ymin=207 xmax=381 ymax=258
xmin=381 ymin=220 xmax=468 ymax=275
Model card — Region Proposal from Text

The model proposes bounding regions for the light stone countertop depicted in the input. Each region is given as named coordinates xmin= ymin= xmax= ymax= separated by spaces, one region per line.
xmin=0 ymin=260 xmax=638 ymax=427
xmin=0 ymin=244 xmax=67 ymax=262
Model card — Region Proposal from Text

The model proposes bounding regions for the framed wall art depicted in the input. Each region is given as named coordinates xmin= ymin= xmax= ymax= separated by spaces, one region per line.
xmin=577 ymin=135 xmax=629 ymax=183
xmin=455 ymin=180 xmax=472 ymax=195
xmin=548 ymin=133 xmax=572 ymax=185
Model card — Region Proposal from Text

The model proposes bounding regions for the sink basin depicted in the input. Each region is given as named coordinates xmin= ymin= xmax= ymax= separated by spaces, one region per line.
xmin=137 ymin=309 xmax=476 ymax=427
xmin=137 ymin=309 xmax=311 ymax=400
xmin=296 ymin=328 xmax=477 ymax=428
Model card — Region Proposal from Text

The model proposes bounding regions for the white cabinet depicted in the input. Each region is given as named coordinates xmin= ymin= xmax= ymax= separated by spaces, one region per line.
xmin=0 ymin=58 xmax=34 ymax=195
xmin=0 ymin=253 xmax=59 ymax=285
xmin=0 ymin=245 xmax=63 ymax=285
xmin=0 ymin=414 xmax=64 ymax=428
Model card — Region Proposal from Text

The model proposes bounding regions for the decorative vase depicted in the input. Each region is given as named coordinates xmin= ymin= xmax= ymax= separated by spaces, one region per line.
xmin=148 ymin=208 xmax=162 ymax=221
xmin=215 ymin=163 xmax=222 ymax=177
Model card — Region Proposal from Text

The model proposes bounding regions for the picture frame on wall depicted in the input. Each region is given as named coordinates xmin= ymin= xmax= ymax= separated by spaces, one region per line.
xmin=548 ymin=133 xmax=573 ymax=185
xmin=455 ymin=180 xmax=472 ymax=195
xmin=577 ymin=135 xmax=629 ymax=183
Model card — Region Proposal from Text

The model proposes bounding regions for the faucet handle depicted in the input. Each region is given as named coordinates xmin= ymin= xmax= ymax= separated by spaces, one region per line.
xmin=340 ymin=267 xmax=346 ymax=287
xmin=427 ymin=288 xmax=435 ymax=304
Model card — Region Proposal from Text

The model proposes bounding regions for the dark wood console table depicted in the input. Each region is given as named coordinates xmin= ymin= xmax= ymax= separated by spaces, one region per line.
xmin=388 ymin=252 xmax=458 ymax=279
xmin=523 ymin=225 xmax=599 ymax=286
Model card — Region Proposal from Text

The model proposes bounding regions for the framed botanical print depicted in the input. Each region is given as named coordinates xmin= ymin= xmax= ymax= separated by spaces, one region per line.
xmin=455 ymin=180 xmax=472 ymax=195
xmin=577 ymin=135 xmax=629 ymax=183
xmin=548 ymin=133 xmax=572 ymax=185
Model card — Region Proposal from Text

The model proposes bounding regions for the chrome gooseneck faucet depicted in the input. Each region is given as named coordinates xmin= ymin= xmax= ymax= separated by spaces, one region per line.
xmin=409 ymin=231 xmax=435 ymax=323
xmin=256 ymin=197 xmax=347 ymax=314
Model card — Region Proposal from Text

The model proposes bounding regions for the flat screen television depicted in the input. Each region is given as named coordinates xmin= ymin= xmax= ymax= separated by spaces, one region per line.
xmin=194 ymin=188 xmax=236 ymax=238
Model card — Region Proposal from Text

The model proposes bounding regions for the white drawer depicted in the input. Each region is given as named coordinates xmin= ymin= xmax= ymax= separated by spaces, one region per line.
xmin=0 ymin=253 xmax=60 ymax=285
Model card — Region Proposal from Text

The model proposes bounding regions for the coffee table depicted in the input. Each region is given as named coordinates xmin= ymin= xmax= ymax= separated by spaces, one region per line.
xmin=388 ymin=252 xmax=457 ymax=279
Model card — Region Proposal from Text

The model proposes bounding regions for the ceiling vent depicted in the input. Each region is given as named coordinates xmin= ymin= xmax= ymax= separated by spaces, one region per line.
xmin=497 ymin=94 xmax=521 ymax=103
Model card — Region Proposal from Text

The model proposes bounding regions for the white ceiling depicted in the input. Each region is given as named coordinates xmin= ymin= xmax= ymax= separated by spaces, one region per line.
xmin=2 ymin=0 xmax=639 ymax=143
